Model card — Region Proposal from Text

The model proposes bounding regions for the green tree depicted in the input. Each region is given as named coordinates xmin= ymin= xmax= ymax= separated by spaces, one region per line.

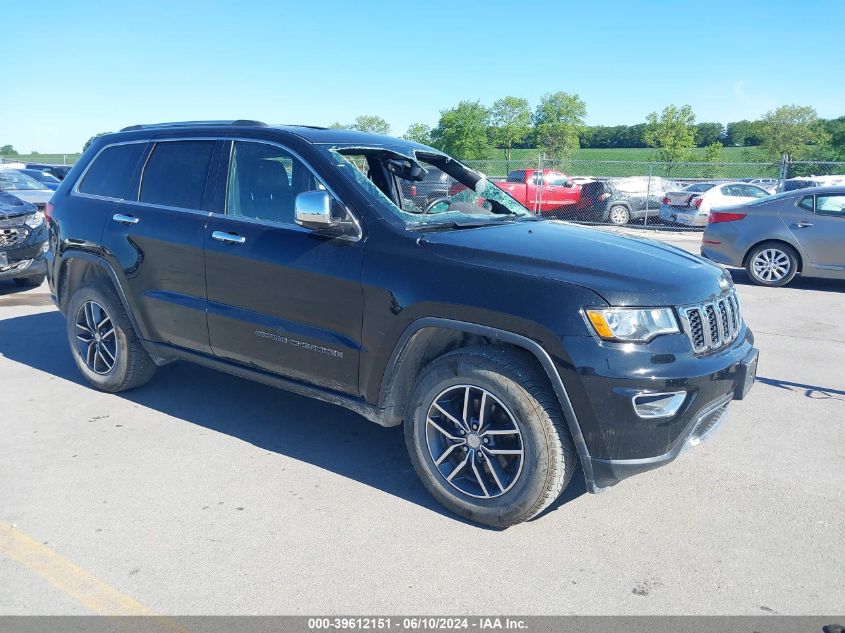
xmin=0 ymin=144 xmax=18 ymax=156
xmin=349 ymin=115 xmax=391 ymax=135
xmin=695 ymin=122 xmax=724 ymax=147
xmin=758 ymin=105 xmax=830 ymax=160
xmin=490 ymin=96 xmax=532 ymax=161
xmin=327 ymin=121 xmax=346 ymax=129
xmin=402 ymin=123 xmax=433 ymax=145
xmin=821 ymin=116 xmax=845 ymax=161
xmin=430 ymin=101 xmax=491 ymax=159
xmin=533 ymin=92 xmax=586 ymax=158
xmin=702 ymin=141 xmax=725 ymax=178
xmin=643 ymin=104 xmax=696 ymax=173
xmin=83 ymin=132 xmax=110 ymax=152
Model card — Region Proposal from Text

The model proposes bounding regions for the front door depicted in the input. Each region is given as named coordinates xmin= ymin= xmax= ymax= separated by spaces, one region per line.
xmin=204 ymin=140 xmax=364 ymax=395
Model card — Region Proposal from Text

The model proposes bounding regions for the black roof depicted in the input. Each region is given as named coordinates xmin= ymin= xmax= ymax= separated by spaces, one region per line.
xmin=111 ymin=120 xmax=432 ymax=153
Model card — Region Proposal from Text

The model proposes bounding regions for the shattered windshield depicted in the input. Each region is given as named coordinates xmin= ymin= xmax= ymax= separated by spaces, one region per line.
xmin=322 ymin=146 xmax=533 ymax=229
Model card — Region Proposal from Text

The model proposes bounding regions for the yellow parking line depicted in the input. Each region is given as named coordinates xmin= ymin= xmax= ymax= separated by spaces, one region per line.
xmin=0 ymin=520 xmax=189 ymax=630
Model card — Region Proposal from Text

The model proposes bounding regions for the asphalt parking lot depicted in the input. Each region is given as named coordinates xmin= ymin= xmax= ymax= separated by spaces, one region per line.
xmin=1 ymin=233 xmax=843 ymax=616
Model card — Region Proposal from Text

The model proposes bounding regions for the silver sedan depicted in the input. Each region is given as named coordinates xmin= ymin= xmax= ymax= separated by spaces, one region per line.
xmin=701 ymin=185 xmax=845 ymax=286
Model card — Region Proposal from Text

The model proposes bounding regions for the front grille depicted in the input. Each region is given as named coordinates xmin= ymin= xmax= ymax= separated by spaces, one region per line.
xmin=679 ymin=290 xmax=742 ymax=354
xmin=0 ymin=227 xmax=27 ymax=248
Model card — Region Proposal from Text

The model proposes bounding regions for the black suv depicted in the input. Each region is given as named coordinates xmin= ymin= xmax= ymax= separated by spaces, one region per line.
xmin=45 ymin=121 xmax=758 ymax=527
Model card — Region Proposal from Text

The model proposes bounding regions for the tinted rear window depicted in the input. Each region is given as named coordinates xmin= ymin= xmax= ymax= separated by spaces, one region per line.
xmin=78 ymin=143 xmax=147 ymax=199
xmin=139 ymin=141 xmax=215 ymax=210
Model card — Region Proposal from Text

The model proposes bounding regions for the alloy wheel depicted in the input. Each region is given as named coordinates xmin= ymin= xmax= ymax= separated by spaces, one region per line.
xmin=425 ymin=384 xmax=524 ymax=499
xmin=609 ymin=207 xmax=628 ymax=225
xmin=75 ymin=300 xmax=117 ymax=375
xmin=752 ymin=248 xmax=790 ymax=282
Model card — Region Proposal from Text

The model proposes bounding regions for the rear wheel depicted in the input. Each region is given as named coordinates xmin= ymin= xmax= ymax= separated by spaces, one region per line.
xmin=745 ymin=242 xmax=798 ymax=287
xmin=66 ymin=280 xmax=156 ymax=392
xmin=404 ymin=346 xmax=577 ymax=528
xmin=608 ymin=205 xmax=630 ymax=225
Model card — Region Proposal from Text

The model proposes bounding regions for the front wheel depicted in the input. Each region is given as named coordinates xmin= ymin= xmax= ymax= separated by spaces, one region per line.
xmin=608 ymin=205 xmax=630 ymax=225
xmin=405 ymin=347 xmax=577 ymax=528
xmin=745 ymin=242 xmax=798 ymax=287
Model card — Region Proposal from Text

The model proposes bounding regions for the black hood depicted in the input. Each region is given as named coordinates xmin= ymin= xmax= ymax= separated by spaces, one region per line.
xmin=0 ymin=192 xmax=37 ymax=219
xmin=420 ymin=220 xmax=730 ymax=306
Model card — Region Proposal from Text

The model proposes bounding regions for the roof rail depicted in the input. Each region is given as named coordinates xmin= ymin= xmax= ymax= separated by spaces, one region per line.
xmin=119 ymin=120 xmax=267 ymax=132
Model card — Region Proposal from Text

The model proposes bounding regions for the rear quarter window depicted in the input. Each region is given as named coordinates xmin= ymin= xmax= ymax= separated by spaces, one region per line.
xmin=78 ymin=143 xmax=147 ymax=200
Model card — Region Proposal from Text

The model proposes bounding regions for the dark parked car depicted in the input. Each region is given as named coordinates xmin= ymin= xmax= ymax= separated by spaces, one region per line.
xmin=570 ymin=177 xmax=681 ymax=225
xmin=19 ymin=168 xmax=62 ymax=190
xmin=46 ymin=121 xmax=758 ymax=527
xmin=0 ymin=191 xmax=48 ymax=287
xmin=26 ymin=163 xmax=73 ymax=180
xmin=399 ymin=167 xmax=451 ymax=211
xmin=702 ymin=186 xmax=845 ymax=286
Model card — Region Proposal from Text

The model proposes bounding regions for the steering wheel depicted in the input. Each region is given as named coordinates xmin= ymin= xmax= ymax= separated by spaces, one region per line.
xmin=423 ymin=197 xmax=451 ymax=214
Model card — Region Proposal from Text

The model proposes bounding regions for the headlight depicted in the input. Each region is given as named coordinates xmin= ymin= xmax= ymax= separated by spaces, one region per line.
xmin=585 ymin=307 xmax=679 ymax=342
xmin=24 ymin=212 xmax=44 ymax=228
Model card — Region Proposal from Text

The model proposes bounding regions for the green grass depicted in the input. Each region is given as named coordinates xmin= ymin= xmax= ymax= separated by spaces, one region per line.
xmin=0 ymin=153 xmax=80 ymax=165
xmin=490 ymin=146 xmax=765 ymax=162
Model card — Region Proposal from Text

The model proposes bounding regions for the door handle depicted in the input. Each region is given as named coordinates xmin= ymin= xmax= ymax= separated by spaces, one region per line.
xmin=112 ymin=213 xmax=139 ymax=225
xmin=794 ymin=222 xmax=814 ymax=228
xmin=211 ymin=230 xmax=246 ymax=244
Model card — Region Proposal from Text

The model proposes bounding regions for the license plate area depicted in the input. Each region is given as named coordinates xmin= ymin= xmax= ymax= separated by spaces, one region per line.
xmin=734 ymin=349 xmax=759 ymax=400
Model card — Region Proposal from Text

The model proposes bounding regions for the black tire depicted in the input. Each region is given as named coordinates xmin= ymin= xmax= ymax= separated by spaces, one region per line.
xmin=66 ymin=280 xmax=156 ymax=392
xmin=608 ymin=205 xmax=630 ymax=225
xmin=404 ymin=346 xmax=577 ymax=528
xmin=745 ymin=241 xmax=799 ymax=287
xmin=13 ymin=274 xmax=45 ymax=287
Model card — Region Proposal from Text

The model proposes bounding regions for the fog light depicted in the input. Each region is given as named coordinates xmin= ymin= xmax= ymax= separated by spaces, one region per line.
xmin=632 ymin=392 xmax=686 ymax=419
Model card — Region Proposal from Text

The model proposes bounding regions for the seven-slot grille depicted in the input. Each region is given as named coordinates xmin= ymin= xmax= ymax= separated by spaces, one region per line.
xmin=679 ymin=290 xmax=741 ymax=354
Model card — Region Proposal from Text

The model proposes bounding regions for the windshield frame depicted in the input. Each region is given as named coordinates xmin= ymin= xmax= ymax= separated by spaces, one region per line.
xmin=317 ymin=144 xmax=534 ymax=231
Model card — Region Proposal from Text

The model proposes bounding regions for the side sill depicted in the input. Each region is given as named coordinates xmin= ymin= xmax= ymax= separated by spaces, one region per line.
xmin=144 ymin=341 xmax=393 ymax=428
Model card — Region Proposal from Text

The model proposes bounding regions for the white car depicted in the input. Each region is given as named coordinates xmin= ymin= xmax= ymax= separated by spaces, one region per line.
xmin=0 ymin=168 xmax=53 ymax=209
xmin=659 ymin=182 xmax=770 ymax=227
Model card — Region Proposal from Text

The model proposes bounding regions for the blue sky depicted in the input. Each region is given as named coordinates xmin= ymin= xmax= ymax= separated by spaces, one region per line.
xmin=2 ymin=0 xmax=844 ymax=153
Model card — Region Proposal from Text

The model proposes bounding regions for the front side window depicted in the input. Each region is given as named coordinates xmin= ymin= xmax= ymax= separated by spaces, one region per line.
xmin=545 ymin=172 xmax=570 ymax=187
xmin=815 ymin=194 xmax=845 ymax=217
xmin=324 ymin=146 xmax=531 ymax=229
xmin=78 ymin=143 xmax=147 ymax=199
xmin=226 ymin=141 xmax=322 ymax=225
xmin=139 ymin=140 xmax=214 ymax=210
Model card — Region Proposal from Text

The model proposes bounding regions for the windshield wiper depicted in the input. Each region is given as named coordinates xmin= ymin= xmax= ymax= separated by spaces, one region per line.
xmin=408 ymin=217 xmax=520 ymax=232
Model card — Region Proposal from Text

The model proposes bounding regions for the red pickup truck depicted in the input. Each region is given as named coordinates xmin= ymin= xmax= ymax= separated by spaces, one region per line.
xmin=492 ymin=169 xmax=581 ymax=215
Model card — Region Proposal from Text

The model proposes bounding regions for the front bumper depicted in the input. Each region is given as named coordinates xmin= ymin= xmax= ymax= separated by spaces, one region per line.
xmin=0 ymin=230 xmax=48 ymax=281
xmin=558 ymin=327 xmax=758 ymax=490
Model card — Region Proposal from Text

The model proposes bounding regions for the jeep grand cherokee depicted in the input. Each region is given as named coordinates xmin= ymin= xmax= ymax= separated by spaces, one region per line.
xmin=45 ymin=121 xmax=758 ymax=527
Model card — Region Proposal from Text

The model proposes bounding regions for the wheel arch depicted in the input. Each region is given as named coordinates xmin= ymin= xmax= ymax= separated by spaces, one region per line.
xmin=378 ymin=317 xmax=596 ymax=491
xmin=56 ymin=251 xmax=150 ymax=340
xmin=742 ymin=238 xmax=804 ymax=273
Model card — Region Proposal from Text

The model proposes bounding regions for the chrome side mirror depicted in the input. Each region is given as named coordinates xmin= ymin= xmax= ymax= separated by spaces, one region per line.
xmin=295 ymin=191 xmax=338 ymax=230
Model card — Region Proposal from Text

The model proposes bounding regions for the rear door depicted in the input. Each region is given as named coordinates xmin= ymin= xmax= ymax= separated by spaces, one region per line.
xmin=100 ymin=138 xmax=216 ymax=353
xmin=785 ymin=193 xmax=845 ymax=270
xmin=203 ymin=139 xmax=364 ymax=395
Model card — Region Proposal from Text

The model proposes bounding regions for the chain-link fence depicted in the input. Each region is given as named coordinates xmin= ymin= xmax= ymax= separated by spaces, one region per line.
xmin=461 ymin=157 xmax=787 ymax=231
